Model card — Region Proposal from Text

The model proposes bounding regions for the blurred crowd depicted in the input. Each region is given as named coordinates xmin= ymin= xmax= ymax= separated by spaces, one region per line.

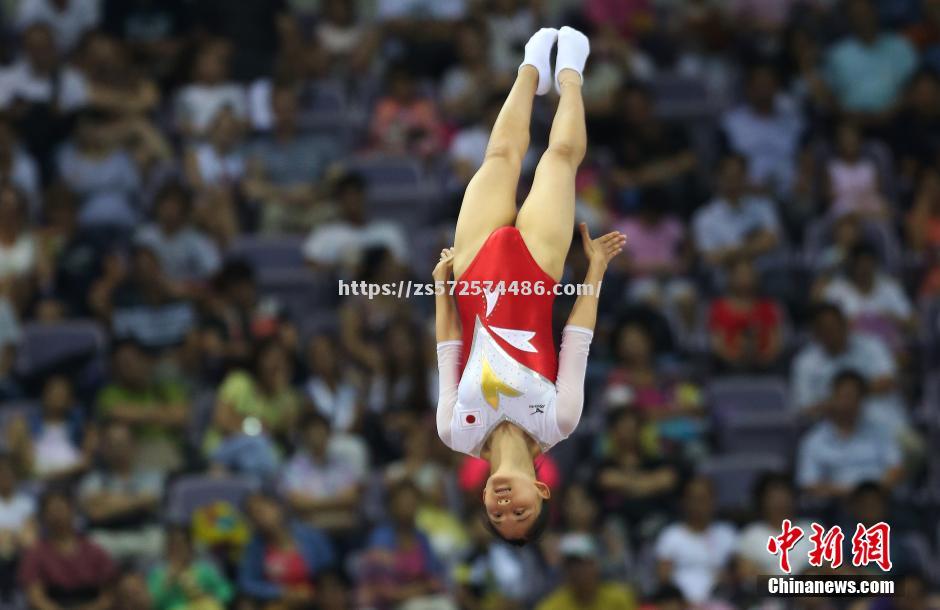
xmin=0 ymin=0 xmax=940 ymax=609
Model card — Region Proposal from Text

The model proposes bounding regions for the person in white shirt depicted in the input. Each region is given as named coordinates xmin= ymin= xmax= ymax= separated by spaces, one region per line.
xmin=302 ymin=172 xmax=408 ymax=270
xmin=16 ymin=0 xmax=101 ymax=54
xmin=821 ymin=242 xmax=915 ymax=346
xmin=654 ymin=477 xmax=738 ymax=604
xmin=0 ymin=454 xmax=37 ymax=567
xmin=175 ymin=43 xmax=248 ymax=138
xmin=736 ymin=473 xmax=813 ymax=576
xmin=0 ymin=23 xmax=64 ymax=111
xmin=721 ymin=64 xmax=805 ymax=198
xmin=692 ymin=154 xmax=783 ymax=267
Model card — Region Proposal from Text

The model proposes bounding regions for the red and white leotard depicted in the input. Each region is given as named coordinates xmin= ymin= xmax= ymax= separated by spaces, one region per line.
xmin=436 ymin=227 xmax=592 ymax=458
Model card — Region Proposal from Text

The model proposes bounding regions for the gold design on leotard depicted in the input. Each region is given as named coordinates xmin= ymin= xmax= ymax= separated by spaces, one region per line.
xmin=480 ymin=353 xmax=521 ymax=410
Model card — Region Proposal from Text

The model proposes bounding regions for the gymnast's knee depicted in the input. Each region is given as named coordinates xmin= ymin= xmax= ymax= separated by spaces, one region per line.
xmin=543 ymin=141 xmax=585 ymax=168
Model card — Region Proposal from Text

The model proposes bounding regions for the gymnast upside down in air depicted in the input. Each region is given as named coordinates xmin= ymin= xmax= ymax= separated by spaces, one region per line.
xmin=434 ymin=26 xmax=626 ymax=545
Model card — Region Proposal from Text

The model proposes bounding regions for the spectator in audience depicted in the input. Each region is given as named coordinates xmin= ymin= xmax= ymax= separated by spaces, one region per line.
xmin=555 ymin=483 xmax=630 ymax=581
xmin=891 ymin=70 xmax=940 ymax=179
xmin=96 ymin=339 xmax=188 ymax=473
xmin=708 ymin=256 xmax=785 ymax=371
xmin=605 ymin=324 xmax=705 ymax=449
xmin=616 ymin=196 xmax=695 ymax=320
xmin=0 ymin=22 xmax=62 ymax=112
xmin=36 ymin=184 xmax=110 ymax=317
xmin=370 ymin=318 xmax=433 ymax=413
xmin=147 ymin=526 xmax=233 ymax=610
xmin=91 ymin=244 xmax=197 ymax=349
xmin=337 ymin=248 xmax=411 ymax=379
xmin=821 ymin=242 xmax=915 ymax=349
xmin=101 ymin=0 xmax=189 ymax=84
xmin=814 ymin=211 xmax=865 ymax=278
xmin=654 ymin=476 xmax=738 ymax=604
xmin=375 ymin=0 xmax=467 ymax=78
xmin=607 ymin=83 xmax=698 ymax=216
xmin=906 ymin=166 xmax=940 ymax=253
xmin=638 ymin=585 xmax=689 ymax=610
xmin=12 ymin=375 xmax=91 ymax=481
xmin=200 ymin=259 xmax=285 ymax=371
xmin=0 ymin=117 xmax=40 ymax=209
xmin=305 ymin=332 xmax=364 ymax=435
xmin=536 ymin=533 xmax=636 ymax=610
xmin=440 ymin=20 xmax=496 ymax=123
xmin=735 ymin=472 xmax=812 ymax=576
xmin=384 ymin=421 xmax=447 ymax=500
xmin=62 ymin=32 xmax=160 ymax=115
xmin=369 ymin=64 xmax=445 ymax=159
xmin=114 ymin=570 xmax=153 ymax=610
xmin=0 ymin=185 xmax=36 ymax=312
xmin=1 ymin=21 xmax=68 ymax=183
xmin=796 ymin=370 xmax=904 ymax=501
xmin=57 ymin=110 xmax=142 ymax=229
xmin=281 ymin=412 xmax=363 ymax=535
xmin=15 ymin=0 xmax=102 ymax=54
xmin=824 ymin=0 xmax=918 ymax=117
xmin=205 ymin=340 xmax=301 ymax=478
xmin=791 ymin=304 xmax=908 ymax=435
xmin=486 ymin=0 xmax=539 ymax=79
xmin=244 ymin=85 xmax=335 ymax=233
xmin=595 ymin=409 xmax=684 ymax=545
xmin=18 ymin=488 xmax=117 ymax=610
xmin=302 ymin=173 xmax=408 ymax=272
xmin=692 ymin=154 xmax=782 ymax=268
xmin=721 ymin=63 xmax=805 ymax=197
xmin=184 ymin=106 xmax=248 ymax=194
xmin=357 ymin=480 xmax=453 ymax=610
xmin=175 ymin=42 xmax=247 ymax=138
xmin=238 ymin=492 xmax=335 ymax=608
xmin=0 ymin=298 xmax=19 ymax=401
xmin=314 ymin=0 xmax=379 ymax=74
xmin=827 ymin=122 xmax=889 ymax=220
xmin=78 ymin=421 xmax=166 ymax=563
xmin=455 ymin=512 xmax=545 ymax=608
xmin=135 ymin=182 xmax=222 ymax=284
xmin=0 ymin=453 xmax=36 ymax=601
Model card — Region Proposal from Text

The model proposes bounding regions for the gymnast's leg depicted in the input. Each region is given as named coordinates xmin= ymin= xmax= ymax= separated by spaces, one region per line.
xmin=452 ymin=28 xmax=557 ymax=280
xmin=515 ymin=26 xmax=590 ymax=282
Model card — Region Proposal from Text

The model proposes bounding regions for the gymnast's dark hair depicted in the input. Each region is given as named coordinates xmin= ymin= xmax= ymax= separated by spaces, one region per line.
xmin=483 ymin=499 xmax=551 ymax=547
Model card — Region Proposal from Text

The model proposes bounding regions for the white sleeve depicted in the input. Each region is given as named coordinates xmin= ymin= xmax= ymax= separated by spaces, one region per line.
xmin=436 ymin=340 xmax=462 ymax=448
xmin=555 ymin=325 xmax=593 ymax=438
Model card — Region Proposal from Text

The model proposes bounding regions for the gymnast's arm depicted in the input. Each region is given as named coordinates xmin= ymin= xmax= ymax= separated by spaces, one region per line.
xmin=555 ymin=325 xmax=593 ymax=437
xmin=556 ymin=224 xmax=625 ymax=436
xmin=434 ymin=248 xmax=461 ymax=447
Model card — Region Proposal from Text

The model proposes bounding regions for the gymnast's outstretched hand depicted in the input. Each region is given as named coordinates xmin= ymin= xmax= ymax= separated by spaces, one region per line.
xmin=432 ymin=247 xmax=455 ymax=282
xmin=433 ymin=247 xmax=461 ymax=342
xmin=579 ymin=222 xmax=626 ymax=271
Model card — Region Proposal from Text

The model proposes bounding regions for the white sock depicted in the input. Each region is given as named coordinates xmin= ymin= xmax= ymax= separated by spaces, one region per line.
xmin=554 ymin=26 xmax=590 ymax=94
xmin=519 ymin=27 xmax=558 ymax=96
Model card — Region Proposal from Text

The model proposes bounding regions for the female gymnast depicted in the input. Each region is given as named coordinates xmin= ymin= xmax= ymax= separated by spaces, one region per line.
xmin=434 ymin=26 xmax=626 ymax=545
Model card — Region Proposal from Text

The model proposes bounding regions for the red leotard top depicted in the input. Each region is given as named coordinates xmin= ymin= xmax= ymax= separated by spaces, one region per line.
xmin=454 ymin=226 xmax=559 ymax=382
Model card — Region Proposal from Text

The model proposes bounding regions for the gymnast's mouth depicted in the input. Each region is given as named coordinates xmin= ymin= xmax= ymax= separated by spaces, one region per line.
xmin=494 ymin=486 xmax=511 ymax=495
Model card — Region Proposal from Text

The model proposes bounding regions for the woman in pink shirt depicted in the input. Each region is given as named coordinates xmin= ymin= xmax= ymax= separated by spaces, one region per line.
xmin=369 ymin=64 xmax=445 ymax=159
xmin=615 ymin=199 xmax=696 ymax=330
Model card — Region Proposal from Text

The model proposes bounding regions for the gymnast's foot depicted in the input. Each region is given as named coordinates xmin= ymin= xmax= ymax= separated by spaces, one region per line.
xmin=519 ymin=27 xmax=558 ymax=96
xmin=554 ymin=26 xmax=590 ymax=93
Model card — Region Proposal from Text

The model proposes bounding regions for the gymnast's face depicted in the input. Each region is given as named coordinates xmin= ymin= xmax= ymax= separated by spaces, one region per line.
xmin=483 ymin=473 xmax=550 ymax=540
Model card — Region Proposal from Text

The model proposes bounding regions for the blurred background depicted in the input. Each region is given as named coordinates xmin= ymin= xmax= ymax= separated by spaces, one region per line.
xmin=0 ymin=0 xmax=938 ymax=609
